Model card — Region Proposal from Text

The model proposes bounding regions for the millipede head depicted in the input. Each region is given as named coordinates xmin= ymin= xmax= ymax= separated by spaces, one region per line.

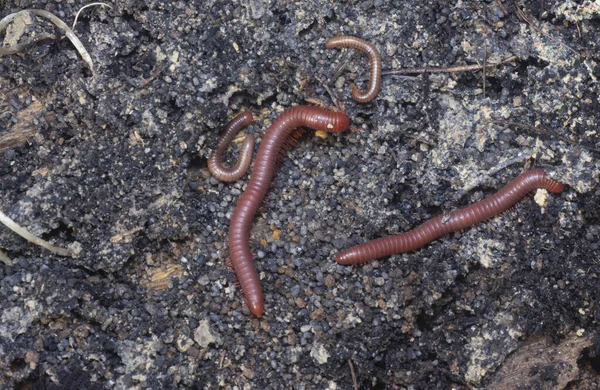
xmin=329 ymin=111 xmax=351 ymax=133
xmin=546 ymin=180 xmax=565 ymax=194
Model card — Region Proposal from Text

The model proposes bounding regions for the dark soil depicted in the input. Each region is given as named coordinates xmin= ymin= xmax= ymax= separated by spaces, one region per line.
xmin=1 ymin=0 xmax=599 ymax=389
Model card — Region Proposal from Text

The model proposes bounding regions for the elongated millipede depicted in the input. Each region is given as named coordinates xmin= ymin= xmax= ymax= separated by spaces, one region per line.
xmin=326 ymin=35 xmax=382 ymax=103
xmin=208 ymin=111 xmax=255 ymax=182
xmin=229 ymin=106 xmax=351 ymax=316
xmin=335 ymin=169 xmax=564 ymax=265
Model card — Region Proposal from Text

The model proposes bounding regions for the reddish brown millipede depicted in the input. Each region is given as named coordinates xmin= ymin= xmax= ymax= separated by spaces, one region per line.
xmin=228 ymin=106 xmax=351 ymax=316
xmin=208 ymin=111 xmax=255 ymax=182
xmin=335 ymin=169 xmax=565 ymax=265
xmin=326 ymin=35 xmax=382 ymax=103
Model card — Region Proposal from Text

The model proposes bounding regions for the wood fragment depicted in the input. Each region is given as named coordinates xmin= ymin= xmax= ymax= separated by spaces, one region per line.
xmin=109 ymin=226 xmax=143 ymax=243
xmin=141 ymin=264 xmax=184 ymax=291
xmin=0 ymin=100 xmax=43 ymax=152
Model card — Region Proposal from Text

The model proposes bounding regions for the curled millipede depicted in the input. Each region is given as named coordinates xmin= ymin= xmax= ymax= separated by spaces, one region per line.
xmin=335 ymin=169 xmax=565 ymax=265
xmin=326 ymin=35 xmax=382 ymax=103
xmin=208 ymin=111 xmax=255 ymax=182
xmin=229 ymin=106 xmax=350 ymax=317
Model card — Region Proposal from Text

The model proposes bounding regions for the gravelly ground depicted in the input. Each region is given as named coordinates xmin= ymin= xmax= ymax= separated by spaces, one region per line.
xmin=1 ymin=0 xmax=599 ymax=389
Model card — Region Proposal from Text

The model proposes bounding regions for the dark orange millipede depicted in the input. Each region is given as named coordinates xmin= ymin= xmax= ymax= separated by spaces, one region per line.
xmin=208 ymin=111 xmax=255 ymax=182
xmin=326 ymin=35 xmax=382 ymax=103
xmin=228 ymin=106 xmax=351 ymax=317
xmin=335 ymin=169 xmax=565 ymax=265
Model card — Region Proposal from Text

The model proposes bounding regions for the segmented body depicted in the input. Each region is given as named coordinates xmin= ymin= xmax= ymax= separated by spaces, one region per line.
xmin=335 ymin=169 xmax=564 ymax=265
xmin=208 ymin=111 xmax=255 ymax=182
xmin=326 ymin=35 xmax=382 ymax=103
xmin=229 ymin=106 xmax=350 ymax=316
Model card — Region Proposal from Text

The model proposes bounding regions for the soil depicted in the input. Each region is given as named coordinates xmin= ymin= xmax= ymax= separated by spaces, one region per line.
xmin=1 ymin=0 xmax=599 ymax=389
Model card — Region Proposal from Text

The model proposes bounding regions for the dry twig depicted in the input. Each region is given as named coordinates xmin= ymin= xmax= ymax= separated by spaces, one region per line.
xmin=0 ymin=207 xmax=72 ymax=257
xmin=348 ymin=359 xmax=358 ymax=390
xmin=494 ymin=0 xmax=509 ymax=15
xmin=492 ymin=120 xmax=600 ymax=154
xmin=0 ymin=9 xmax=95 ymax=71
xmin=483 ymin=43 xmax=487 ymax=98
xmin=380 ymin=55 xmax=518 ymax=77
xmin=72 ymin=2 xmax=112 ymax=30
xmin=516 ymin=7 xmax=580 ymax=56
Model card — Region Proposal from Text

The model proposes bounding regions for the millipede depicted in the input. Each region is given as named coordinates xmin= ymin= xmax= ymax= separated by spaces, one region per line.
xmin=228 ymin=105 xmax=351 ymax=316
xmin=326 ymin=35 xmax=382 ymax=103
xmin=335 ymin=169 xmax=565 ymax=265
xmin=208 ymin=111 xmax=255 ymax=182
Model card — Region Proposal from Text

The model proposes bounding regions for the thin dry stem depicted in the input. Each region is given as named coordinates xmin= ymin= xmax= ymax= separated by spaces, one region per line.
xmin=492 ymin=120 xmax=600 ymax=154
xmin=483 ymin=42 xmax=487 ymax=98
xmin=516 ymin=7 xmax=580 ymax=56
xmin=72 ymin=2 xmax=112 ymax=30
xmin=0 ymin=9 xmax=94 ymax=72
xmin=348 ymin=359 xmax=358 ymax=390
xmin=381 ymin=55 xmax=518 ymax=77
xmin=494 ymin=0 xmax=509 ymax=14
xmin=0 ymin=208 xmax=72 ymax=257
